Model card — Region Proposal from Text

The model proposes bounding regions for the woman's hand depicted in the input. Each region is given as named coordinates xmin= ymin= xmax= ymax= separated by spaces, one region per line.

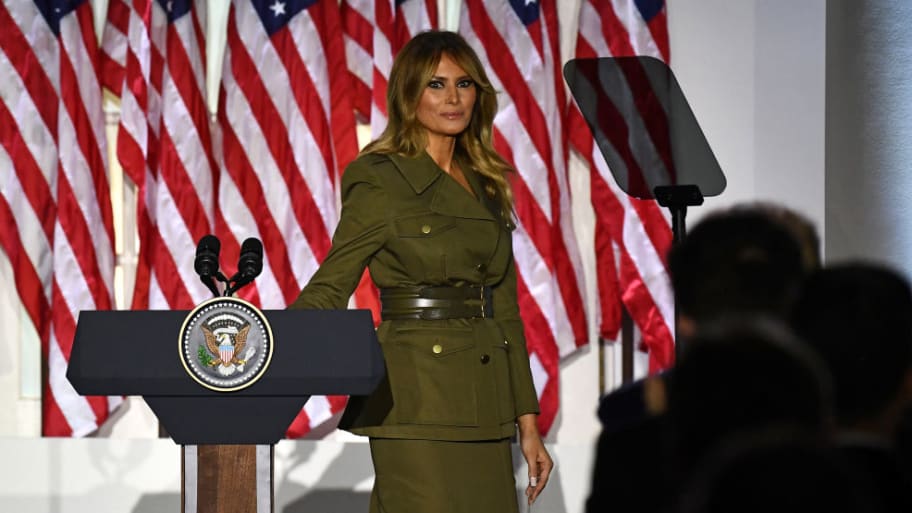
xmin=517 ymin=413 xmax=553 ymax=506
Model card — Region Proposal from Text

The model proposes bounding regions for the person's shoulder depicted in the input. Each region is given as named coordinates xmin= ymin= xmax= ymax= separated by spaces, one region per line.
xmin=347 ymin=152 xmax=394 ymax=172
xmin=597 ymin=379 xmax=649 ymax=427
xmin=597 ymin=370 xmax=673 ymax=430
xmin=341 ymin=153 xmax=394 ymax=186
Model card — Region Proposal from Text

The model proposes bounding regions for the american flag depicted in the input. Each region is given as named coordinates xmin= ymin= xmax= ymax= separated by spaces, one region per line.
xmin=0 ymin=0 xmax=119 ymax=436
xmin=460 ymin=0 xmax=589 ymax=435
xmin=569 ymin=0 xmax=675 ymax=372
xmin=104 ymin=0 xmax=218 ymax=311
xmin=341 ymin=0 xmax=438 ymax=136
xmin=216 ymin=0 xmax=358 ymax=437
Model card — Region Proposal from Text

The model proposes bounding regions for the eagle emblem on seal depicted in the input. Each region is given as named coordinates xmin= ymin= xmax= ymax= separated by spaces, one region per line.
xmin=180 ymin=296 xmax=273 ymax=391
xmin=199 ymin=323 xmax=256 ymax=377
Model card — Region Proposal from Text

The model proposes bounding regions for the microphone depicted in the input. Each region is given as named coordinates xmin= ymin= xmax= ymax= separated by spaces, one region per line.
xmin=194 ymin=235 xmax=223 ymax=298
xmin=226 ymin=237 xmax=263 ymax=296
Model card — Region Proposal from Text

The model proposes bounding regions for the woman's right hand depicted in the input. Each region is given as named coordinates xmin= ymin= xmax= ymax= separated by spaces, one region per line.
xmin=517 ymin=413 xmax=553 ymax=506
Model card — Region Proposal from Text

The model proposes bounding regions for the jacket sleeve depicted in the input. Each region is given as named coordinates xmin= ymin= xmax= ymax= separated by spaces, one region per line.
xmin=493 ymin=252 xmax=541 ymax=417
xmin=289 ymin=160 xmax=389 ymax=310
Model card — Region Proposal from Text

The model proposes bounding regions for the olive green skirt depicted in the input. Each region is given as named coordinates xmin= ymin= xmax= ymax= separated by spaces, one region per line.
xmin=368 ymin=437 xmax=519 ymax=513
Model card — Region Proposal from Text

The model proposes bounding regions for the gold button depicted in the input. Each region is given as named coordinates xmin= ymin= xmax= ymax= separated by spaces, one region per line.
xmin=504 ymin=339 xmax=509 ymax=345
xmin=421 ymin=224 xmax=432 ymax=234
xmin=432 ymin=344 xmax=443 ymax=354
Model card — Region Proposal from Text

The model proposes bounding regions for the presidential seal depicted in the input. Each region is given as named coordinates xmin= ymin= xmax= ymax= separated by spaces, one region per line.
xmin=179 ymin=296 xmax=273 ymax=392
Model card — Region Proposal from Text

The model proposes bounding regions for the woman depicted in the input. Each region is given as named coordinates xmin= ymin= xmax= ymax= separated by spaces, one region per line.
xmin=291 ymin=30 xmax=552 ymax=512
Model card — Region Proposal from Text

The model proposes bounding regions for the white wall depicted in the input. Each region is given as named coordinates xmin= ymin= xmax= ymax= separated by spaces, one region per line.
xmin=668 ymin=0 xmax=826 ymax=230
xmin=0 ymin=241 xmax=42 ymax=435
xmin=825 ymin=0 xmax=912 ymax=278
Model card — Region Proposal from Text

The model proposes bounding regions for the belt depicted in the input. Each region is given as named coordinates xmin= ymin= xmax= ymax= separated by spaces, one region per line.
xmin=380 ymin=285 xmax=494 ymax=320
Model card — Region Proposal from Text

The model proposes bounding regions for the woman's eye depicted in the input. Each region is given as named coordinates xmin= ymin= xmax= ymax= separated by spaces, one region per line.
xmin=457 ymin=79 xmax=475 ymax=88
xmin=428 ymin=80 xmax=443 ymax=89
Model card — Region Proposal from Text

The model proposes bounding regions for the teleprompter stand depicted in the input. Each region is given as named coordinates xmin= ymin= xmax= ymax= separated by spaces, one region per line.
xmin=564 ymin=56 xmax=726 ymax=361
xmin=654 ymin=184 xmax=704 ymax=244
xmin=67 ymin=308 xmax=384 ymax=513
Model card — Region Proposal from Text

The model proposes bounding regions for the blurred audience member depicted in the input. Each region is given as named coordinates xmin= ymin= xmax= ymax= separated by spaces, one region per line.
xmin=730 ymin=201 xmax=821 ymax=272
xmin=667 ymin=318 xmax=833 ymax=474
xmin=678 ymin=429 xmax=877 ymax=513
xmin=791 ymin=263 xmax=912 ymax=512
xmin=587 ymin=206 xmax=814 ymax=513
xmin=669 ymin=208 xmax=807 ymax=339
xmin=596 ymin=206 xmax=811 ymax=431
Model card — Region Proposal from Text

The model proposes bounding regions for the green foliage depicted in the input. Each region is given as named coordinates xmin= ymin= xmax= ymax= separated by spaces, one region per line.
xmin=197 ymin=345 xmax=213 ymax=366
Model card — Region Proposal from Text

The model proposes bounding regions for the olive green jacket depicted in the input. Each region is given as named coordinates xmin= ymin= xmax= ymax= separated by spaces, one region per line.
xmin=290 ymin=151 xmax=540 ymax=441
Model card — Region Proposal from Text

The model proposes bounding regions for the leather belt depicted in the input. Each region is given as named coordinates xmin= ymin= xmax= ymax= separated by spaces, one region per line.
xmin=380 ymin=285 xmax=494 ymax=320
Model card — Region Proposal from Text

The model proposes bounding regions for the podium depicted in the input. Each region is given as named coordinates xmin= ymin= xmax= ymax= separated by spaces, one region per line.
xmin=67 ymin=307 xmax=384 ymax=513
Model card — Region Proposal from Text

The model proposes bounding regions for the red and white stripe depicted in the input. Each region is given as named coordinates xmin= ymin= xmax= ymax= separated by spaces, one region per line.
xmin=460 ymin=0 xmax=589 ymax=435
xmin=107 ymin=0 xmax=219 ymax=311
xmin=341 ymin=0 xmax=438 ymax=137
xmin=217 ymin=0 xmax=358 ymax=437
xmin=1 ymin=0 xmax=120 ymax=436
xmin=395 ymin=0 xmax=438 ymax=46
xmin=100 ymin=0 xmax=130 ymax=94
xmin=569 ymin=0 xmax=675 ymax=372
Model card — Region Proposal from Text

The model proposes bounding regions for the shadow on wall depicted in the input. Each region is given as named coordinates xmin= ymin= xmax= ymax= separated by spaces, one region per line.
xmin=133 ymin=493 xmax=180 ymax=512
xmin=282 ymin=490 xmax=371 ymax=512
xmin=277 ymin=438 xmax=374 ymax=512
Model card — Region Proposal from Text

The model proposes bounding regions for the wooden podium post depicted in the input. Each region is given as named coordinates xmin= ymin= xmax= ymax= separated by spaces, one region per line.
xmin=183 ymin=445 xmax=273 ymax=513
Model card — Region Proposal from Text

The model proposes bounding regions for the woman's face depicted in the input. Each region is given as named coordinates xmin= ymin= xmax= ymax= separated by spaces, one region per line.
xmin=416 ymin=53 xmax=477 ymax=141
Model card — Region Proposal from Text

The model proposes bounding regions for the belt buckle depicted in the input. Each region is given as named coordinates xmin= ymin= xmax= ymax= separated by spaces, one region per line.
xmin=479 ymin=285 xmax=486 ymax=319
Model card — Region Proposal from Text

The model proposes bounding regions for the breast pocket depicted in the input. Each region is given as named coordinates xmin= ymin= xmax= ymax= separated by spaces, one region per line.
xmin=384 ymin=325 xmax=479 ymax=427
xmin=392 ymin=213 xmax=458 ymax=282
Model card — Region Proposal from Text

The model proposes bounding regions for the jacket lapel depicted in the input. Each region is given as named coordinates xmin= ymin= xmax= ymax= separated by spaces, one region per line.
xmin=387 ymin=152 xmax=441 ymax=194
xmin=388 ymin=152 xmax=496 ymax=222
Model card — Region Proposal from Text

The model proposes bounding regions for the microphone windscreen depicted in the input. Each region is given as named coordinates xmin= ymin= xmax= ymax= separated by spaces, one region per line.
xmin=194 ymin=234 xmax=221 ymax=277
xmin=239 ymin=237 xmax=262 ymax=257
xmin=197 ymin=234 xmax=221 ymax=255
xmin=238 ymin=237 xmax=263 ymax=278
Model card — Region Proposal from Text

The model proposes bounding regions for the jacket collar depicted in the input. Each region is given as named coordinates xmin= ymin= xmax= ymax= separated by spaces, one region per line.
xmin=387 ymin=151 xmax=496 ymax=222
xmin=387 ymin=151 xmax=442 ymax=195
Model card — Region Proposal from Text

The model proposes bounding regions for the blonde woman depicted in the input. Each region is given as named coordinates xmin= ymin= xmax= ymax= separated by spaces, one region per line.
xmin=292 ymin=30 xmax=552 ymax=513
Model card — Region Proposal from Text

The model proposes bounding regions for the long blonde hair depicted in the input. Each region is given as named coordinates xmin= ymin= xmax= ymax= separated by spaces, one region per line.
xmin=362 ymin=31 xmax=514 ymax=219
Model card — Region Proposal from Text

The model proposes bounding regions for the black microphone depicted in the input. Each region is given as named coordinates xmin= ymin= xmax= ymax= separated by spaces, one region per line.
xmin=194 ymin=235 xmax=222 ymax=298
xmin=226 ymin=237 xmax=263 ymax=295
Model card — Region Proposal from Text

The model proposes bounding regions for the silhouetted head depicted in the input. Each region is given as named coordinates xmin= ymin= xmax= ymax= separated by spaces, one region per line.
xmin=791 ymin=262 xmax=912 ymax=430
xmin=730 ymin=202 xmax=821 ymax=271
xmin=669 ymin=208 xmax=807 ymax=336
